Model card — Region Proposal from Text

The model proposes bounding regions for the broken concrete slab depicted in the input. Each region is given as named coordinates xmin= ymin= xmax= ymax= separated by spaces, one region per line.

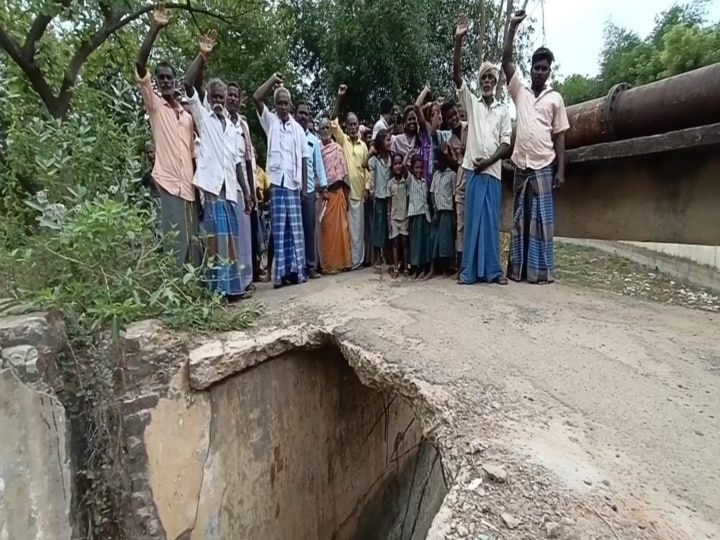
xmin=0 ymin=311 xmax=73 ymax=540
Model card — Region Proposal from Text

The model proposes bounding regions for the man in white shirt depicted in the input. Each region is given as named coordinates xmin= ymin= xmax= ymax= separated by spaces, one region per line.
xmin=184 ymin=31 xmax=252 ymax=299
xmin=453 ymin=15 xmax=512 ymax=286
xmin=253 ymin=72 xmax=310 ymax=288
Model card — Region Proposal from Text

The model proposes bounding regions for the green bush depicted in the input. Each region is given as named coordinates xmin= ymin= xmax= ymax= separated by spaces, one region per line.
xmin=0 ymin=78 xmax=259 ymax=339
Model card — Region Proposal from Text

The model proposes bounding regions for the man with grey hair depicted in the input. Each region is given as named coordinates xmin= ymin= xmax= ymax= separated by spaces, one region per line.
xmin=452 ymin=14 xmax=512 ymax=286
xmin=254 ymin=73 xmax=310 ymax=288
xmin=184 ymin=31 xmax=252 ymax=299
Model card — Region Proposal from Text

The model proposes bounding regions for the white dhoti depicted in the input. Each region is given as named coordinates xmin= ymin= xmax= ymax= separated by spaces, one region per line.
xmin=348 ymin=198 xmax=365 ymax=270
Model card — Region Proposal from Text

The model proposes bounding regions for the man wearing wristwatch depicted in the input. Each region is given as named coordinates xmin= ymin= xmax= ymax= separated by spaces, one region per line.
xmin=295 ymin=101 xmax=329 ymax=279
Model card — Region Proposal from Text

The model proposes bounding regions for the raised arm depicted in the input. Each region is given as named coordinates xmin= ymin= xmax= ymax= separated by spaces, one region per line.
xmin=501 ymin=11 xmax=527 ymax=83
xmin=253 ymin=72 xmax=283 ymax=116
xmin=414 ymin=86 xmax=431 ymax=132
xmin=184 ymin=30 xmax=217 ymax=98
xmin=453 ymin=15 xmax=468 ymax=89
xmin=136 ymin=5 xmax=171 ymax=78
xmin=331 ymin=84 xmax=347 ymax=121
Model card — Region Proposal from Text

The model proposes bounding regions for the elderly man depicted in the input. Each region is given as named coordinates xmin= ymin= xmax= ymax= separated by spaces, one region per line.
xmin=135 ymin=6 xmax=199 ymax=268
xmin=453 ymin=15 xmax=512 ymax=285
xmin=253 ymin=73 xmax=310 ymax=288
xmin=503 ymin=12 xmax=570 ymax=284
xmin=294 ymin=101 xmax=329 ymax=279
xmin=183 ymin=31 xmax=252 ymax=298
xmin=330 ymin=84 xmax=369 ymax=270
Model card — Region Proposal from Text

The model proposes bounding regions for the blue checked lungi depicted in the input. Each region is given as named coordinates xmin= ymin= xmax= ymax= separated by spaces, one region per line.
xmin=270 ymin=185 xmax=306 ymax=286
xmin=202 ymin=194 xmax=244 ymax=295
xmin=507 ymin=165 xmax=555 ymax=283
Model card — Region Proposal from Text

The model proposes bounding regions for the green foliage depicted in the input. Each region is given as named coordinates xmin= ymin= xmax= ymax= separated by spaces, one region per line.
xmin=287 ymin=0 xmax=535 ymax=119
xmin=555 ymin=2 xmax=720 ymax=105
xmin=0 ymin=74 xmax=258 ymax=340
xmin=8 ymin=185 xmax=258 ymax=341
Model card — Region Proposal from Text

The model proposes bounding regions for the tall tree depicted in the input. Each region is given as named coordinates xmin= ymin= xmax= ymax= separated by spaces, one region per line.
xmin=287 ymin=0 xmax=535 ymax=120
xmin=0 ymin=0 xmax=258 ymax=118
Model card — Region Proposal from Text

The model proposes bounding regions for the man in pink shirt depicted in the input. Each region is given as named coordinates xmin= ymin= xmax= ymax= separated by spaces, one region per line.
xmin=502 ymin=11 xmax=570 ymax=284
xmin=135 ymin=6 xmax=200 ymax=268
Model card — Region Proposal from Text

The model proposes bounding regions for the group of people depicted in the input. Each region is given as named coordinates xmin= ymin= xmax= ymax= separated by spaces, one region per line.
xmin=137 ymin=6 xmax=569 ymax=300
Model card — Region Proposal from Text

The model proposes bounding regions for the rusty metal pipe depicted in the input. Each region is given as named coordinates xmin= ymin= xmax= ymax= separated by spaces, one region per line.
xmin=564 ymin=62 xmax=720 ymax=149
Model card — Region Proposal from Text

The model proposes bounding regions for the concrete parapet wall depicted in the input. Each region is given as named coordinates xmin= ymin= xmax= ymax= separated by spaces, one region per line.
xmin=557 ymin=238 xmax=720 ymax=294
xmin=621 ymin=242 xmax=720 ymax=270
xmin=0 ymin=310 xmax=74 ymax=540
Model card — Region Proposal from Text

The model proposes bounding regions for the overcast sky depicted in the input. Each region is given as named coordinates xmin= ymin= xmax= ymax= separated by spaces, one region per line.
xmin=538 ymin=0 xmax=720 ymax=79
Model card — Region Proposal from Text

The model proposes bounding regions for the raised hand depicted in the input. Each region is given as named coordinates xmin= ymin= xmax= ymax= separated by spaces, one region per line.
xmin=455 ymin=14 xmax=469 ymax=39
xmin=199 ymin=29 xmax=218 ymax=55
xmin=338 ymin=84 xmax=348 ymax=96
xmin=510 ymin=10 xmax=527 ymax=28
xmin=153 ymin=3 xmax=171 ymax=27
xmin=273 ymin=72 xmax=284 ymax=85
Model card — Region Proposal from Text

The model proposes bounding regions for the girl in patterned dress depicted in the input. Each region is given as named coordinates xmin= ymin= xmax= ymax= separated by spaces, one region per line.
xmin=407 ymin=154 xmax=432 ymax=279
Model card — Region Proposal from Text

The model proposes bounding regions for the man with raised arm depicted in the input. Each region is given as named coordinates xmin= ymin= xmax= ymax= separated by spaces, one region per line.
xmin=452 ymin=14 xmax=512 ymax=286
xmin=183 ymin=31 xmax=252 ymax=299
xmin=135 ymin=5 xmax=199 ymax=268
xmin=502 ymin=11 xmax=570 ymax=284
xmin=330 ymin=85 xmax=369 ymax=270
xmin=253 ymin=74 xmax=309 ymax=288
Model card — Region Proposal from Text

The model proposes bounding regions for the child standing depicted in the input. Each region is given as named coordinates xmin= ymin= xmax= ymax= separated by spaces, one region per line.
xmin=366 ymin=129 xmax=393 ymax=272
xmin=388 ymin=154 xmax=409 ymax=277
xmin=407 ymin=154 xmax=431 ymax=279
xmin=429 ymin=143 xmax=457 ymax=278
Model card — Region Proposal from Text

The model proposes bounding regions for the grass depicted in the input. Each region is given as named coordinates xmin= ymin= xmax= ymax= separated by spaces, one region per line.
xmin=498 ymin=233 xmax=720 ymax=313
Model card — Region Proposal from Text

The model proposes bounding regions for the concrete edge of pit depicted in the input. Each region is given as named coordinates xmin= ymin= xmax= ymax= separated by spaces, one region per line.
xmin=185 ymin=322 xmax=461 ymax=536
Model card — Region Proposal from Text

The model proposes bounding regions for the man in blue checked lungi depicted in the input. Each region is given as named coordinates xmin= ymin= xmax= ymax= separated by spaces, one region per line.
xmin=452 ymin=15 xmax=512 ymax=286
xmin=502 ymin=11 xmax=570 ymax=284
xmin=254 ymin=72 xmax=310 ymax=289
xmin=183 ymin=31 xmax=253 ymax=299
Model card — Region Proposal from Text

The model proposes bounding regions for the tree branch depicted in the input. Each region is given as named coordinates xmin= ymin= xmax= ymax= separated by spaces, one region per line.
xmin=56 ymin=2 xmax=233 ymax=115
xmin=2 ymin=2 xmax=239 ymax=118
xmin=0 ymin=23 xmax=60 ymax=115
xmin=23 ymin=0 xmax=73 ymax=59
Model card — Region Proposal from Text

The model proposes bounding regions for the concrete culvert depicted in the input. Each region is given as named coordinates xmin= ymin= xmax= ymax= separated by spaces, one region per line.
xmin=138 ymin=327 xmax=449 ymax=540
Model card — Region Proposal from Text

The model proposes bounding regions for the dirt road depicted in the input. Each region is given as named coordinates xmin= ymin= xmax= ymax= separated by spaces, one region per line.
xmin=254 ymin=267 xmax=719 ymax=539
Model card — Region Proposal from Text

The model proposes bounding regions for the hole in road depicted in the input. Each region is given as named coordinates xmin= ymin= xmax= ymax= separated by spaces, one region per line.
xmin=204 ymin=343 xmax=448 ymax=539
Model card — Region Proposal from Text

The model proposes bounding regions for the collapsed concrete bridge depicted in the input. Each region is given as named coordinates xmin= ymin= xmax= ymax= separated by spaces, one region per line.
xmin=1 ymin=64 xmax=719 ymax=540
